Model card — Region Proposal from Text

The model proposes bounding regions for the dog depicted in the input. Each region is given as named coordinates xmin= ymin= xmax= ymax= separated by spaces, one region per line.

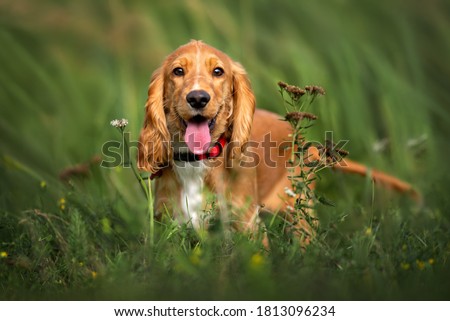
xmin=137 ymin=40 xmax=419 ymax=242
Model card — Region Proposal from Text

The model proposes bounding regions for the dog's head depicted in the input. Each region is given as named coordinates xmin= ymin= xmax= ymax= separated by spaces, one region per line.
xmin=138 ymin=40 xmax=255 ymax=172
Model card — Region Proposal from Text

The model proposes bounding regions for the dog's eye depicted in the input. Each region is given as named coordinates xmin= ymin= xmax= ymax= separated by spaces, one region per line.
xmin=172 ymin=67 xmax=184 ymax=76
xmin=212 ymin=67 xmax=224 ymax=77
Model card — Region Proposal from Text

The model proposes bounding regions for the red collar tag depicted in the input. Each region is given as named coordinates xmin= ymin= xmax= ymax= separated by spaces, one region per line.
xmin=197 ymin=135 xmax=227 ymax=160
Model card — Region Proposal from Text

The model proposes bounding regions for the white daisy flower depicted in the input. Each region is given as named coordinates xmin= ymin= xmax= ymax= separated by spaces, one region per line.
xmin=110 ymin=118 xmax=129 ymax=129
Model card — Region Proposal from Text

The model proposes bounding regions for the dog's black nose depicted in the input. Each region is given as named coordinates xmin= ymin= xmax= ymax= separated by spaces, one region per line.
xmin=186 ymin=90 xmax=210 ymax=109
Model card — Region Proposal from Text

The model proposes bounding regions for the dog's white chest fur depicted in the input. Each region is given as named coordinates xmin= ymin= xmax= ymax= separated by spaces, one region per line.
xmin=173 ymin=161 xmax=206 ymax=229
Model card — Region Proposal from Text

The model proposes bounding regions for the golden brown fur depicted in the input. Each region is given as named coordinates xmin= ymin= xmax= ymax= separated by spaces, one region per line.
xmin=138 ymin=40 xmax=418 ymax=240
xmin=138 ymin=41 xmax=254 ymax=174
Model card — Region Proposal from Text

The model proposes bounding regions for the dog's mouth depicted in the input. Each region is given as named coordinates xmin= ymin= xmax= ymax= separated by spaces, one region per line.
xmin=181 ymin=115 xmax=216 ymax=131
xmin=180 ymin=115 xmax=217 ymax=155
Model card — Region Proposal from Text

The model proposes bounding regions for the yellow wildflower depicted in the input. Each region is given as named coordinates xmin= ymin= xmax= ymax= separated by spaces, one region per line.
xmin=250 ymin=253 xmax=265 ymax=269
xmin=400 ymin=262 xmax=410 ymax=270
xmin=365 ymin=227 xmax=372 ymax=236
xmin=189 ymin=247 xmax=202 ymax=266
xmin=428 ymin=258 xmax=435 ymax=265
xmin=91 ymin=271 xmax=98 ymax=279
xmin=58 ymin=198 xmax=66 ymax=210
xmin=101 ymin=218 xmax=112 ymax=234
xmin=40 ymin=181 xmax=47 ymax=189
xmin=416 ymin=259 xmax=425 ymax=270
xmin=0 ymin=251 xmax=8 ymax=258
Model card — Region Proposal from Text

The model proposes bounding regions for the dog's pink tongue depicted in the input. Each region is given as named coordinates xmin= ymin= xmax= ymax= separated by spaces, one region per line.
xmin=185 ymin=120 xmax=211 ymax=155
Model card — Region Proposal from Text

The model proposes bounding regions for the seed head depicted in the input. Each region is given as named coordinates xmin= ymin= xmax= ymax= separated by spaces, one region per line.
xmin=285 ymin=112 xmax=318 ymax=122
xmin=277 ymin=81 xmax=288 ymax=89
xmin=305 ymin=85 xmax=326 ymax=96
xmin=278 ymin=81 xmax=306 ymax=100
xmin=317 ymin=140 xmax=349 ymax=163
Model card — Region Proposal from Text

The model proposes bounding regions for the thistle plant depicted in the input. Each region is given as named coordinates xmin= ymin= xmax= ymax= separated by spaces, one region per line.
xmin=110 ymin=118 xmax=155 ymax=247
xmin=278 ymin=81 xmax=348 ymax=238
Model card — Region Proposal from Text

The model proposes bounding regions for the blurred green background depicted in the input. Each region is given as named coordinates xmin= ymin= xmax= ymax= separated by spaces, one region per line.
xmin=1 ymin=0 xmax=449 ymax=300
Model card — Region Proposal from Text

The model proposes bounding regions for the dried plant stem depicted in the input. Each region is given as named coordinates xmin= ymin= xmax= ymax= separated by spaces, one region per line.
xmin=278 ymin=81 xmax=338 ymax=234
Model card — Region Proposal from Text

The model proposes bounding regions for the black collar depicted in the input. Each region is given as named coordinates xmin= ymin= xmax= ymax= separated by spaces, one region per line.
xmin=150 ymin=135 xmax=227 ymax=179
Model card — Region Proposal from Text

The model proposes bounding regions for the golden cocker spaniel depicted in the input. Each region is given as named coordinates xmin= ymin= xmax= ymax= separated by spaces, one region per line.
xmin=137 ymin=40 xmax=418 ymax=240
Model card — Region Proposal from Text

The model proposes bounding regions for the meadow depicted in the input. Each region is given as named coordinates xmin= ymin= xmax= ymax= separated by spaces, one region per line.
xmin=1 ymin=0 xmax=449 ymax=300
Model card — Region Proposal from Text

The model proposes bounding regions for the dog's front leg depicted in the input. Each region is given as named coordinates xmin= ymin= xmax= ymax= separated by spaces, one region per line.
xmin=226 ymin=166 xmax=260 ymax=235
xmin=153 ymin=170 xmax=182 ymax=222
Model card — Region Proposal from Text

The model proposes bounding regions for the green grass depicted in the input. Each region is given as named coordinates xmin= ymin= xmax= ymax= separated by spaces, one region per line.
xmin=1 ymin=0 xmax=450 ymax=300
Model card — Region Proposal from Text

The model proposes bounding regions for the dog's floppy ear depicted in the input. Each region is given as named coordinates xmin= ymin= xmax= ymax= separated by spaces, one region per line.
xmin=230 ymin=61 xmax=256 ymax=155
xmin=138 ymin=67 xmax=171 ymax=173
